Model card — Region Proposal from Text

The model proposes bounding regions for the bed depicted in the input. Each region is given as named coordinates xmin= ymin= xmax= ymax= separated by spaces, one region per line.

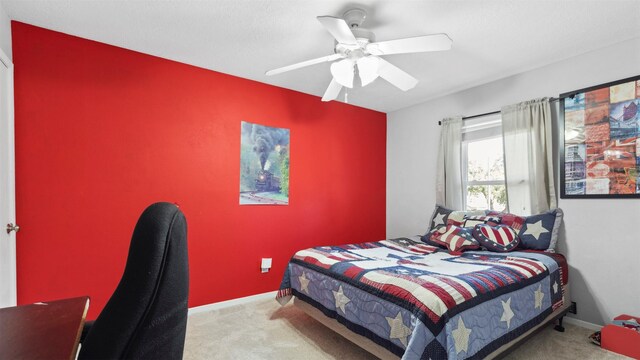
xmin=277 ymin=236 xmax=571 ymax=359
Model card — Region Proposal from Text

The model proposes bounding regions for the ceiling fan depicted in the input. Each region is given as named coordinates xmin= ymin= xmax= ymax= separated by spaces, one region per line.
xmin=265 ymin=8 xmax=453 ymax=102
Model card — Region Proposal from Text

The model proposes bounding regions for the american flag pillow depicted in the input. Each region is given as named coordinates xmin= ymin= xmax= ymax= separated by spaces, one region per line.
xmin=445 ymin=210 xmax=485 ymax=227
xmin=462 ymin=215 xmax=501 ymax=228
xmin=486 ymin=211 xmax=526 ymax=231
xmin=428 ymin=224 xmax=480 ymax=253
xmin=472 ymin=224 xmax=520 ymax=252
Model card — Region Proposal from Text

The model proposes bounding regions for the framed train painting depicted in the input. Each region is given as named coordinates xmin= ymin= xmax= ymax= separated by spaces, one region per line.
xmin=560 ymin=75 xmax=640 ymax=198
xmin=239 ymin=121 xmax=290 ymax=205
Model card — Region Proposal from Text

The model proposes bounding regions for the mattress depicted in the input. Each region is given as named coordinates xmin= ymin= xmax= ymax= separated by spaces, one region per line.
xmin=277 ymin=236 xmax=568 ymax=359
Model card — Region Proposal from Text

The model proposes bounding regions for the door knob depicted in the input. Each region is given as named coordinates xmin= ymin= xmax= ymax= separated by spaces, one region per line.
xmin=6 ymin=223 xmax=19 ymax=234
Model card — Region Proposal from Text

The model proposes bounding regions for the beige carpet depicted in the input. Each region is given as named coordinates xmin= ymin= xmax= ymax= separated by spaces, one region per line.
xmin=184 ymin=298 xmax=629 ymax=360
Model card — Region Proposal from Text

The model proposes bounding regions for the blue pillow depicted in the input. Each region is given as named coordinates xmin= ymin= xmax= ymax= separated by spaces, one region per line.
xmin=426 ymin=205 xmax=488 ymax=234
xmin=518 ymin=208 xmax=563 ymax=251
xmin=427 ymin=205 xmax=453 ymax=233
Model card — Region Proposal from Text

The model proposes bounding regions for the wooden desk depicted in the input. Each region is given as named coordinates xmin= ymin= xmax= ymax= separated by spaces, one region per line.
xmin=0 ymin=296 xmax=90 ymax=360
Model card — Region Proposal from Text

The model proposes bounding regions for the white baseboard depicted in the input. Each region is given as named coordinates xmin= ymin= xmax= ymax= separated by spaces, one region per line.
xmin=564 ymin=316 xmax=602 ymax=331
xmin=188 ymin=290 xmax=278 ymax=316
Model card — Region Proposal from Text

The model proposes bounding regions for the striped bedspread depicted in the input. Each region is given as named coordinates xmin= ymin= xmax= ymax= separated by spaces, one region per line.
xmin=277 ymin=237 xmax=566 ymax=359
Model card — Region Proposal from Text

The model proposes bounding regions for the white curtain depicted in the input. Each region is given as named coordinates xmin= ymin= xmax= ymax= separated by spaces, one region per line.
xmin=436 ymin=116 xmax=463 ymax=209
xmin=501 ymin=98 xmax=556 ymax=215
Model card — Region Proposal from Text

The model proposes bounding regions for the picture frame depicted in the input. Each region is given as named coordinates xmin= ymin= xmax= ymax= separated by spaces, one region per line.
xmin=239 ymin=121 xmax=290 ymax=205
xmin=560 ymin=75 xmax=640 ymax=198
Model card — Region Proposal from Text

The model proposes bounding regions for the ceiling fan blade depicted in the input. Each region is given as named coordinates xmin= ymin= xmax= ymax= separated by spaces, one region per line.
xmin=266 ymin=54 xmax=343 ymax=76
xmin=366 ymin=34 xmax=452 ymax=55
xmin=330 ymin=59 xmax=355 ymax=88
xmin=317 ymin=16 xmax=358 ymax=45
xmin=357 ymin=56 xmax=380 ymax=86
xmin=321 ymin=79 xmax=343 ymax=102
xmin=377 ymin=58 xmax=418 ymax=91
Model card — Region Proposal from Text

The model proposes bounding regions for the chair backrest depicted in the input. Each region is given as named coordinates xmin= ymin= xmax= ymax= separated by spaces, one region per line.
xmin=79 ymin=202 xmax=189 ymax=359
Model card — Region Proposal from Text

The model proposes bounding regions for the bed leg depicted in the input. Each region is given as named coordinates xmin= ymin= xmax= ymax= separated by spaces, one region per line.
xmin=554 ymin=316 xmax=565 ymax=332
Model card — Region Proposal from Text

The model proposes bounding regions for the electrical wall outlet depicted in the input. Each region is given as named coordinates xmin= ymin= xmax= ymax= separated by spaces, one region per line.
xmin=261 ymin=258 xmax=272 ymax=273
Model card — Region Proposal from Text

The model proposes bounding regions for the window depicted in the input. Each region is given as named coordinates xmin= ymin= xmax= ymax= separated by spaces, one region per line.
xmin=461 ymin=116 xmax=507 ymax=212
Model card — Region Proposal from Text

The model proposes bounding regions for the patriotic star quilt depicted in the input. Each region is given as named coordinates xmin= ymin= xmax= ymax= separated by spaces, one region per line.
xmin=277 ymin=237 xmax=567 ymax=359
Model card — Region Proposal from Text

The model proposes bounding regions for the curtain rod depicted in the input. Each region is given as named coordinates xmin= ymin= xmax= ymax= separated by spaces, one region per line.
xmin=438 ymin=97 xmax=561 ymax=125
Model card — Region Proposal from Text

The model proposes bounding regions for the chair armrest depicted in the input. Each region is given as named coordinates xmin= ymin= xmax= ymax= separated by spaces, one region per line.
xmin=80 ymin=320 xmax=94 ymax=343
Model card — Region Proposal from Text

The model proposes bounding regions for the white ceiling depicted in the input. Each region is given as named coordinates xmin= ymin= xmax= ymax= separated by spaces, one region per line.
xmin=2 ymin=0 xmax=639 ymax=113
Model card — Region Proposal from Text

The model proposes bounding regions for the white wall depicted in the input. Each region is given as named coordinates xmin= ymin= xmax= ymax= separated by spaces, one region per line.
xmin=387 ymin=37 xmax=640 ymax=326
xmin=0 ymin=3 xmax=11 ymax=60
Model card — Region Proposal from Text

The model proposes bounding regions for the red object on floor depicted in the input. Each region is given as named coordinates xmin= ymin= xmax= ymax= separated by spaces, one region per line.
xmin=601 ymin=314 xmax=640 ymax=359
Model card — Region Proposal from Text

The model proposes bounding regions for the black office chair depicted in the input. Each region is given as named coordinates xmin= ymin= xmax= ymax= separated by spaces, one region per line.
xmin=79 ymin=202 xmax=189 ymax=360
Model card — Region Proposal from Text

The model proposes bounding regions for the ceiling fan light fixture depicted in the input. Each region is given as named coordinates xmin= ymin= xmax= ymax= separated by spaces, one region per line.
xmin=330 ymin=59 xmax=355 ymax=88
xmin=357 ymin=56 xmax=380 ymax=86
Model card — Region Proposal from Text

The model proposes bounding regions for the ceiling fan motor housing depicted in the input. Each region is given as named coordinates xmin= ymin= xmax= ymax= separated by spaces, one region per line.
xmin=334 ymin=9 xmax=375 ymax=58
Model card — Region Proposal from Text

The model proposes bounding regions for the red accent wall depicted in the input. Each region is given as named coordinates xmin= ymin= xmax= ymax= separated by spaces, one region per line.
xmin=12 ymin=22 xmax=386 ymax=319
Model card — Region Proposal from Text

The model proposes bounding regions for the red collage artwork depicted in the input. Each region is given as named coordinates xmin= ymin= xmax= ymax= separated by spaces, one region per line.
xmin=563 ymin=78 xmax=640 ymax=196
